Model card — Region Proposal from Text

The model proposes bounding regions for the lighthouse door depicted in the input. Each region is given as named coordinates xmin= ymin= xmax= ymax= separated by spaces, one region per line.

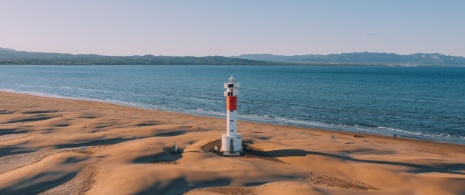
xmin=229 ymin=138 xmax=234 ymax=153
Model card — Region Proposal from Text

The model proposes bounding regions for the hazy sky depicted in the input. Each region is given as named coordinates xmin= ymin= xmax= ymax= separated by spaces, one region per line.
xmin=1 ymin=1 xmax=464 ymax=56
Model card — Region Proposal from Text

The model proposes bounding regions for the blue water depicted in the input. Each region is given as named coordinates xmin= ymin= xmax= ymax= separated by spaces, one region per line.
xmin=1 ymin=65 xmax=464 ymax=144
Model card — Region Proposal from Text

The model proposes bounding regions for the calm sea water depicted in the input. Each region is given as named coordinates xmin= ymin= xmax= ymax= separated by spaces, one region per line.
xmin=1 ymin=65 xmax=464 ymax=144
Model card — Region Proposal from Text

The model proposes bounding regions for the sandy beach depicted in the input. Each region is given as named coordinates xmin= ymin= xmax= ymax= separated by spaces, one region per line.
xmin=0 ymin=91 xmax=464 ymax=195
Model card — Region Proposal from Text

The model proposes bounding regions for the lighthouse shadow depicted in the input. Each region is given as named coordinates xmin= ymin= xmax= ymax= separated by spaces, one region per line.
xmin=265 ymin=149 xmax=465 ymax=175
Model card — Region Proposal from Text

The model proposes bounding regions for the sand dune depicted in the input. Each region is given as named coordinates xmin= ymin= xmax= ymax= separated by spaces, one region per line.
xmin=1 ymin=91 xmax=464 ymax=194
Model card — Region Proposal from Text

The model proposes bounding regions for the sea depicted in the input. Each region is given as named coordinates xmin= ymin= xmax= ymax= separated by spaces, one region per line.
xmin=1 ymin=65 xmax=464 ymax=144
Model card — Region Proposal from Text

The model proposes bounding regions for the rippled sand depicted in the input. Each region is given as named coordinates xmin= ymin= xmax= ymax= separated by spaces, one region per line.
xmin=1 ymin=91 xmax=464 ymax=194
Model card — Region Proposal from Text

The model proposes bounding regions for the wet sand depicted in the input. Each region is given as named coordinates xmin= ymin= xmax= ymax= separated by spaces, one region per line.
xmin=1 ymin=91 xmax=464 ymax=194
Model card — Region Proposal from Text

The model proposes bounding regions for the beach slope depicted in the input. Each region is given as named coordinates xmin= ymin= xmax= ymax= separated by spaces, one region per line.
xmin=0 ymin=91 xmax=464 ymax=194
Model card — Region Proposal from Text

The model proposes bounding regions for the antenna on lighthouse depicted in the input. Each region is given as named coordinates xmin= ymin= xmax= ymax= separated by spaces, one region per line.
xmin=221 ymin=76 xmax=243 ymax=156
xmin=229 ymin=76 xmax=235 ymax=83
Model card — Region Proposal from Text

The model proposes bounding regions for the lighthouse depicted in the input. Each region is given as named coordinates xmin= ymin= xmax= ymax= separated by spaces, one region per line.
xmin=221 ymin=76 xmax=243 ymax=155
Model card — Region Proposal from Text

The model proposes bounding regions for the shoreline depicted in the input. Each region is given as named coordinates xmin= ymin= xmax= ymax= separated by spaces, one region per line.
xmin=1 ymin=90 xmax=465 ymax=194
xmin=1 ymin=89 xmax=464 ymax=146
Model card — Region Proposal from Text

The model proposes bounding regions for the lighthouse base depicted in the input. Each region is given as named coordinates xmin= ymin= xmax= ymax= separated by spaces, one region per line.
xmin=220 ymin=134 xmax=243 ymax=156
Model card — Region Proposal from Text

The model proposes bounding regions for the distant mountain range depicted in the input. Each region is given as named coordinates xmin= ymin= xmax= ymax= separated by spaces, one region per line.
xmin=234 ymin=53 xmax=465 ymax=66
xmin=1 ymin=47 xmax=465 ymax=66
xmin=0 ymin=48 xmax=272 ymax=65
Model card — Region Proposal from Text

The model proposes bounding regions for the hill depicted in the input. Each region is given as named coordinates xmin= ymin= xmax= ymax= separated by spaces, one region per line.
xmin=0 ymin=48 xmax=272 ymax=65
xmin=234 ymin=52 xmax=465 ymax=66
xmin=2 ymin=48 xmax=465 ymax=66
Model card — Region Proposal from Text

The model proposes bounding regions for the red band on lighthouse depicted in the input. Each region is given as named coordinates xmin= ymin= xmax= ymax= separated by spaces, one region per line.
xmin=227 ymin=96 xmax=237 ymax=111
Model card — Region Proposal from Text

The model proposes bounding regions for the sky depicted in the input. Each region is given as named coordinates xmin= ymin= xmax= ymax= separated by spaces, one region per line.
xmin=1 ymin=1 xmax=464 ymax=57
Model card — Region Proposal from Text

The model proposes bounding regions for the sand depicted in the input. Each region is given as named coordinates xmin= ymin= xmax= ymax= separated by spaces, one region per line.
xmin=0 ymin=91 xmax=464 ymax=195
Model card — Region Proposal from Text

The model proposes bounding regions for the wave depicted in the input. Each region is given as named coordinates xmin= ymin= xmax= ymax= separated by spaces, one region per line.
xmin=16 ymin=84 xmax=112 ymax=93
xmin=1 ymin=88 xmax=68 ymax=99
xmin=239 ymin=113 xmax=465 ymax=144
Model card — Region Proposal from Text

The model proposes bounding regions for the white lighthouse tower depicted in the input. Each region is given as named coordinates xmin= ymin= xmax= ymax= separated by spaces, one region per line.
xmin=221 ymin=76 xmax=243 ymax=155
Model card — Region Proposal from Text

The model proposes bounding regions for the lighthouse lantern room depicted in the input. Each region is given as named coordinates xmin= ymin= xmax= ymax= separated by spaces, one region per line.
xmin=221 ymin=76 xmax=243 ymax=155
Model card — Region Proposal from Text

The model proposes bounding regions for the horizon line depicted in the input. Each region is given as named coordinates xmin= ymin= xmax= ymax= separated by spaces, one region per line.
xmin=1 ymin=47 xmax=464 ymax=58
